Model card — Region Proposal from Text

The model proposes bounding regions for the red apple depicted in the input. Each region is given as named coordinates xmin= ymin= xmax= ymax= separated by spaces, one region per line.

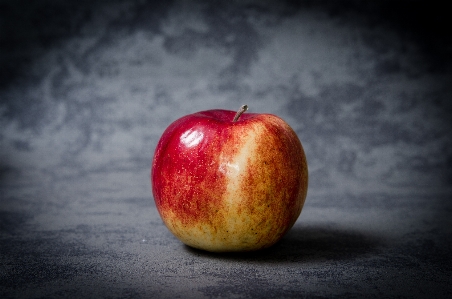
xmin=151 ymin=105 xmax=308 ymax=252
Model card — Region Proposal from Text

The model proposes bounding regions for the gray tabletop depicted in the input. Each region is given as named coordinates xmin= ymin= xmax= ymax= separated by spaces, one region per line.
xmin=1 ymin=1 xmax=451 ymax=298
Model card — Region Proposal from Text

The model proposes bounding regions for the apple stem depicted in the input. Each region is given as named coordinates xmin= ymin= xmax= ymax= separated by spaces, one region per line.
xmin=233 ymin=105 xmax=248 ymax=122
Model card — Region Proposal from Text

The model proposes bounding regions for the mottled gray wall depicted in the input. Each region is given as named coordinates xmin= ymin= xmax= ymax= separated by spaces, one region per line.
xmin=2 ymin=0 xmax=450 ymax=194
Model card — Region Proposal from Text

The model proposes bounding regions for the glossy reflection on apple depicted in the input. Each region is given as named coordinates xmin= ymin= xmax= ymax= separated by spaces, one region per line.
xmin=151 ymin=105 xmax=308 ymax=252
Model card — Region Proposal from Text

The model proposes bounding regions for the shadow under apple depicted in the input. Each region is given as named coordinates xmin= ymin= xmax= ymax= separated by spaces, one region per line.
xmin=184 ymin=225 xmax=383 ymax=263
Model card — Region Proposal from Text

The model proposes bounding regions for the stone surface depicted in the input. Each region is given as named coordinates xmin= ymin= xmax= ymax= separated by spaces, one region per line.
xmin=1 ymin=1 xmax=451 ymax=298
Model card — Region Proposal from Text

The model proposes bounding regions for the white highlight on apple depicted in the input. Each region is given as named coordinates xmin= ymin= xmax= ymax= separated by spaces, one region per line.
xmin=219 ymin=161 xmax=240 ymax=174
xmin=180 ymin=129 xmax=204 ymax=148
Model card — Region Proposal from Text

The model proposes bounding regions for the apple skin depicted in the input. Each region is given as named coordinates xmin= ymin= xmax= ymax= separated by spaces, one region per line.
xmin=151 ymin=108 xmax=308 ymax=252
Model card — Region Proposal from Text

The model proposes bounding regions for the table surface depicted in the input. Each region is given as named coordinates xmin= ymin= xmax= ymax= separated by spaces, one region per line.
xmin=1 ymin=1 xmax=451 ymax=298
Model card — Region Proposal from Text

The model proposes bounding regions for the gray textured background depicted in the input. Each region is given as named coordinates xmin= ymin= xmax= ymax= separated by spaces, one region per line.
xmin=1 ymin=0 xmax=451 ymax=298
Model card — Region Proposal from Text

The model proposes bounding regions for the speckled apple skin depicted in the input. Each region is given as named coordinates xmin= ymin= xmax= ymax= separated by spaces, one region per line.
xmin=151 ymin=109 xmax=308 ymax=252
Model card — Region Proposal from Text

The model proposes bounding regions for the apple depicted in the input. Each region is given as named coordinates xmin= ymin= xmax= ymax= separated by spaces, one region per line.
xmin=151 ymin=105 xmax=308 ymax=252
